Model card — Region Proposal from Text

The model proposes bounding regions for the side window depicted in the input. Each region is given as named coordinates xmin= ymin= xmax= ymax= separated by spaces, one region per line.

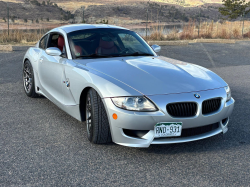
xmin=47 ymin=34 xmax=60 ymax=48
xmin=39 ymin=34 xmax=48 ymax=50
xmin=47 ymin=33 xmax=67 ymax=58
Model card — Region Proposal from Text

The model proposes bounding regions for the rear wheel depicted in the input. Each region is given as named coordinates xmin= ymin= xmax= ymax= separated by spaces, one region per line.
xmin=23 ymin=60 xmax=39 ymax=98
xmin=86 ymin=88 xmax=112 ymax=144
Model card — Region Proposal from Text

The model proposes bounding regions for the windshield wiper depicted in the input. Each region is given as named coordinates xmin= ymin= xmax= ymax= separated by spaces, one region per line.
xmin=119 ymin=52 xmax=154 ymax=57
xmin=75 ymin=53 xmax=113 ymax=59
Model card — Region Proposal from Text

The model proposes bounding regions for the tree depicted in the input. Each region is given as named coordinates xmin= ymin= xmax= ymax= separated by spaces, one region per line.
xmin=36 ymin=18 xmax=39 ymax=23
xmin=3 ymin=17 xmax=6 ymax=22
xmin=24 ymin=18 xmax=28 ymax=23
xmin=46 ymin=17 xmax=49 ymax=22
xmin=30 ymin=0 xmax=40 ymax=6
xmin=219 ymin=0 xmax=250 ymax=19
xmin=219 ymin=0 xmax=250 ymax=36
xmin=42 ymin=1 xmax=45 ymax=6
xmin=63 ymin=14 xmax=67 ymax=20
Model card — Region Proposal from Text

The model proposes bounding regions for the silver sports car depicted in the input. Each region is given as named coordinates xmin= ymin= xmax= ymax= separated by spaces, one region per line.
xmin=23 ymin=24 xmax=235 ymax=148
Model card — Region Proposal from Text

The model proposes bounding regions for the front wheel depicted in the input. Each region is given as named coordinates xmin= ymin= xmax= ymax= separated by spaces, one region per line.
xmin=23 ymin=60 xmax=39 ymax=98
xmin=86 ymin=89 xmax=112 ymax=144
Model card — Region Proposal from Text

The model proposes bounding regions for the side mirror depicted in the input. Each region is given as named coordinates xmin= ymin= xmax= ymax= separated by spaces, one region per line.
xmin=151 ymin=45 xmax=161 ymax=53
xmin=45 ymin=47 xmax=62 ymax=56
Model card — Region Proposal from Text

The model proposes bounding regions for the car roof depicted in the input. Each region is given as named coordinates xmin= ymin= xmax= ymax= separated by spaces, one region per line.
xmin=58 ymin=24 xmax=129 ymax=33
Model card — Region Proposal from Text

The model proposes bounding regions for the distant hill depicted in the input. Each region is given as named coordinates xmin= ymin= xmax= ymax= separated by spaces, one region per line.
xmin=41 ymin=0 xmax=224 ymax=8
xmin=73 ymin=2 xmax=222 ymax=24
xmin=0 ymin=0 xmax=232 ymax=26
xmin=0 ymin=0 xmax=73 ymax=21
xmin=0 ymin=0 xmax=223 ymax=13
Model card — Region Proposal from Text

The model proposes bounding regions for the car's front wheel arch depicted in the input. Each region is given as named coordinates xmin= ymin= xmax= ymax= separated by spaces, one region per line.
xmin=79 ymin=87 xmax=92 ymax=122
xmin=79 ymin=86 xmax=107 ymax=121
xmin=80 ymin=87 xmax=112 ymax=144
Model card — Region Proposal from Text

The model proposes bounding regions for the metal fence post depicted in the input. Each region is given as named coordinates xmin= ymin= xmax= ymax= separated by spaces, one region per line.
xmin=82 ymin=7 xmax=85 ymax=23
xmin=242 ymin=11 xmax=245 ymax=37
xmin=198 ymin=9 xmax=201 ymax=37
xmin=7 ymin=3 xmax=9 ymax=36
xmin=146 ymin=8 xmax=148 ymax=39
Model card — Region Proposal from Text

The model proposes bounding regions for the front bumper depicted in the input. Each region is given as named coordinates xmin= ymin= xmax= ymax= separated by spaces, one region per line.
xmin=103 ymin=88 xmax=235 ymax=148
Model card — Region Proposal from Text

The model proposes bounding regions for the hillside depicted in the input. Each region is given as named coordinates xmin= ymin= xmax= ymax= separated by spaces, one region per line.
xmin=0 ymin=0 xmax=223 ymax=24
xmin=73 ymin=2 xmax=222 ymax=24
xmin=36 ymin=0 xmax=224 ymax=8
xmin=0 ymin=0 xmax=73 ymax=21
xmin=0 ymin=0 xmax=224 ymax=9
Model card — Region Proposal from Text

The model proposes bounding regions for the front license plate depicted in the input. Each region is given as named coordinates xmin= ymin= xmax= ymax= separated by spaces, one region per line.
xmin=154 ymin=122 xmax=182 ymax=138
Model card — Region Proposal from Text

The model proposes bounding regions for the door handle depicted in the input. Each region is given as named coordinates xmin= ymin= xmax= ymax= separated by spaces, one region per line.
xmin=39 ymin=58 xmax=43 ymax=63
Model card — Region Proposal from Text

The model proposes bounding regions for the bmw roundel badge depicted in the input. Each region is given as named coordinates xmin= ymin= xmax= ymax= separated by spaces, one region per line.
xmin=194 ymin=93 xmax=200 ymax=99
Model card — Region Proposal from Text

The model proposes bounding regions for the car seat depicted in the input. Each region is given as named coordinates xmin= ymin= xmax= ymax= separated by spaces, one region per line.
xmin=58 ymin=35 xmax=65 ymax=52
xmin=96 ymin=38 xmax=118 ymax=55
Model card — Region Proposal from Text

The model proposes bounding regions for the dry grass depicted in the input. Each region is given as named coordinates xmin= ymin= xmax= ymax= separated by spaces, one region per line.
xmin=166 ymin=27 xmax=180 ymax=40
xmin=56 ymin=1 xmax=104 ymax=12
xmin=151 ymin=0 xmax=206 ymax=6
xmin=0 ymin=29 xmax=49 ymax=44
xmin=147 ymin=26 xmax=180 ymax=40
xmin=147 ymin=26 xmax=166 ymax=41
xmin=1 ymin=20 xmax=250 ymax=44
xmin=1 ymin=0 xmax=23 ymax=4
xmin=180 ymin=20 xmax=196 ymax=40
xmin=148 ymin=20 xmax=250 ymax=40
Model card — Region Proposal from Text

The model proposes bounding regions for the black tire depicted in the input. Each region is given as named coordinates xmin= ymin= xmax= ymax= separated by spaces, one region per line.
xmin=23 ymin=60 xmax=39 ymax=98
xmin=86 ymin=88 xmax=112 ymax=144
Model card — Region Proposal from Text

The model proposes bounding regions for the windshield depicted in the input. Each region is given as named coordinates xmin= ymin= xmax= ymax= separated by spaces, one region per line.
xmin=67 ymin=28 xmax=155 ymax=59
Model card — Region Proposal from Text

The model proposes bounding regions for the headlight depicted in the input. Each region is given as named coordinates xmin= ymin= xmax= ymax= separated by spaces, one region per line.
xmin=225 ymin=86 xmax=231 ymax=102
xmin=111 ymin=96 xmax=158 ymax=112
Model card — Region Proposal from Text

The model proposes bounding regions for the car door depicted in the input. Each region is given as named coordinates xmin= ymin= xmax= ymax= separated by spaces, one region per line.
xmin=37 ymin=33 xmax=65 ymax=104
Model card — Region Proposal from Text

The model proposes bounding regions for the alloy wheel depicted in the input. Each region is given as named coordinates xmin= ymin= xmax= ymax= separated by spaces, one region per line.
xmin=86 ymin=95 xmax=92 ymax=137
xmin=23 ymin=64 xmax=32 ymax=93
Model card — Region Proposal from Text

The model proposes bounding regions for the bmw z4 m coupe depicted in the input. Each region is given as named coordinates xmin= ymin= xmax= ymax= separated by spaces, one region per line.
xmin=23 ymin=24 xmax=235 ymax=147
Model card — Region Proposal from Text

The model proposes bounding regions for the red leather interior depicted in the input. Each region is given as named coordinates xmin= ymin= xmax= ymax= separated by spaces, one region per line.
xmin=96 ymin=39 xmax=118 ymax=55
xmin=58 ymin=35 xmax=65 ymax=52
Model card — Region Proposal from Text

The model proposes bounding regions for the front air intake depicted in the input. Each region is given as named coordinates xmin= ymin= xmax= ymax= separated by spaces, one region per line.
xmin=167 ymin=102 xmax=197 ymax=117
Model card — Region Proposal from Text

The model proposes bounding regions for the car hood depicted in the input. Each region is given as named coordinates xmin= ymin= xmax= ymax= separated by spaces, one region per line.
xmin=74 ymin=56 xmax=227 ymax=95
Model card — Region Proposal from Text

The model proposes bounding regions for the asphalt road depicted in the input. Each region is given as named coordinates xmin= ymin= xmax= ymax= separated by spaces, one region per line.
xmin=1 ymin=42 xmax=250 ymax=186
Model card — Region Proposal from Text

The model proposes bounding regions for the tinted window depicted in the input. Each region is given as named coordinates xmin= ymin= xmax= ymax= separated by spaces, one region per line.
xmin=67 ymin=28 xmax=155 ymax=59
xmin=118 ymin=33 xmax=148 ymax=54
xmin=47 ymin=34 xmax=60 ymax=48
xmin=39 ymin=34 xmax=48 ymax=49
xmin=47 ymin=33 xmax=67 ymax=57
